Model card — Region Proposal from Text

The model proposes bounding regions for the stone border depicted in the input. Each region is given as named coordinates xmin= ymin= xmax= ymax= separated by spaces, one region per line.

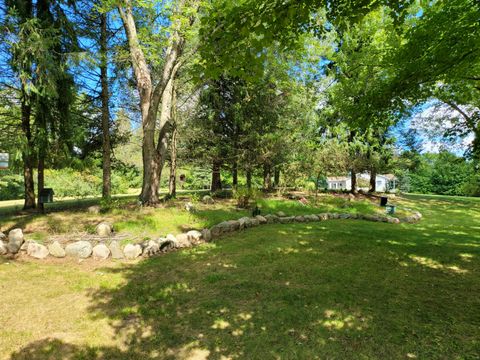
xmin=0 ymin=210 xmax=422 ymax=261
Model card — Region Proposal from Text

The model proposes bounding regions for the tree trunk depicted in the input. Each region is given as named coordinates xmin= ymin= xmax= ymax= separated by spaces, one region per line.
xmin=232 ymin=160 xmax=238 ymax=188
xmin=21 ymin=93 xmax=35 ymax=210
xmin=118 ymin=1 xmax=184 ymax=206
xmin=37 ymin=152 xmax=45 ymax=213
xmin=169 ymin=125 xmax=177 ymax=197
xmin=246 ymin=170 xmax=252 ymax=189
xmin=350 ymin=169 xmax=357 ymax=194
xmin=211 ymin=160 xmax=222 ymax=192
xmin=274 ymin=168 xmax=280 ymax=188
xmin=263 ymin=164 xmax=272 ymax=191
xmin=369 ymin=168 xmax=377 ymax=193
xmin=100 ymin=12 xmax=111 ymax=199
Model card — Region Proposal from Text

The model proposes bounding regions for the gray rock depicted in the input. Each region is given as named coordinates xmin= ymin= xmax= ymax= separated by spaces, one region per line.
xmin=48 ymin=241 xmax=66 ymax=258
xmin=92 ymin=244 xmax=111 ymax=260
xmin=143 ymin=240 xmax=160 ymax=257
xmin=27 ymin=242 xmax=49 ymax=259
xmin=158 ymin=238 xmax=175 ymax=252
xmin=201 ymin=229 xmax=212 ymax=242
xmin=250 ymin=217 xmax=260 ymax=227
xmin=264 ymin=214 xmax=279 ymax=224
xmin=8 ymin=229 xmax=24 ymax=254
xmin=279 ymin=216 xmax=295 ymax=224
xmin=226 ymin=220 xmax=241 ymax=231
xmin=166 ymin=234 xmax=177 ymax=242
xmin=124 ymin=244 xmax=142 ymax=259
xmin=304 ymin=214 xmax=319 ymax=222
xmin=339 ymin=214 xmax=351 ymax=219
xmin=295 ymin=216 xmax=305 ymax=223
xmin=387 ymin=217 xmax=401 ymax=224
xmin=210 ymin=225 xmax=222 ymax=238
xmin=175 ymin=233 xmax=192 ymax=248
xmin=109 ymin=240 xmax=124 ymax=259
xmin=20 ymin=240 xmax=32 ymax=252
xmin=238 ymin=217 xmax=252 ymax=229
xmin=276 ymin=211 xmax=286 ymax=217
xmin=65 ymin=241 xmax=93 ymax=259
xmin=185 ymin=202 xmax=196 ymax=213
xmin=87 ymin=205 xmax=101 ymax=214
xmin=0 ymin=232 xmax=6 ymax=241
xmin=202 ymin=195 xmax=214 ymax=204
xmin=187 ymin=230 xmax=202 ymax=242
xmin=255 ymin=215 xmax=267 ymax=224
xmin=317 ymin=213 xmax=329 ymax=221
xmin=96 ymin=223 xmax=113 ymax=237
xmin=0 ymin=241 xmax=7 ymax=255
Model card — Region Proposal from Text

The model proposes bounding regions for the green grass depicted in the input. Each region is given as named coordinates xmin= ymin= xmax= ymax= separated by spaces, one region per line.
xmin=1 ymin=194 xmax=479 ymax=359
xmin=0 ymin=193 xmax=387 ymax=242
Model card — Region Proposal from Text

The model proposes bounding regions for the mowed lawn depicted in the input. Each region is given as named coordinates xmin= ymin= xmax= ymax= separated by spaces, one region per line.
xmin=1 ymin=194 xmax=479 ymax=359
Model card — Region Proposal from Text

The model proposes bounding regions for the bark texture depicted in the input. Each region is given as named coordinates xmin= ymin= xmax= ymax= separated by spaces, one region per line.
xmin=100 ymin=12 xmax=111 ymax=199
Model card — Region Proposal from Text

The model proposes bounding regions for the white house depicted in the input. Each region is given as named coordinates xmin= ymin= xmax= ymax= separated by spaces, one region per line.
xmin=326 ymin=173 xmax=397 ymax=192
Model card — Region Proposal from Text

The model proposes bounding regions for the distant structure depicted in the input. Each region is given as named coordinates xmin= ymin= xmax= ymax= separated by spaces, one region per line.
xmin=326 ymin=173 xmax=397 ymax=192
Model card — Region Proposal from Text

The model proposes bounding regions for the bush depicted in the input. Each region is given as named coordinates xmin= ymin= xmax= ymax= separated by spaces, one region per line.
xmin=0 ymin=172 xmax=24 ymax=201
xmin=233 ymin=187 xmax=262 ymax=208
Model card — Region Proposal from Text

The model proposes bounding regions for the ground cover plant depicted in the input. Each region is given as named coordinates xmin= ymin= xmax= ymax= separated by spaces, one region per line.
xmin=1 ymin=194 xmax=479 ymax=359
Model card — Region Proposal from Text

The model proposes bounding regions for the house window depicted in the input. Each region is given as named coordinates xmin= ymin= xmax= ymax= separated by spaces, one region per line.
xmin=332 ymin=183 xmax=337 ymax=189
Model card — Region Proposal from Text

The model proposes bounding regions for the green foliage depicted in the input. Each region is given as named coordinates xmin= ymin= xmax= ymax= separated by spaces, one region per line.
xmin=233 ymin=187 xmax=262 ymax=208
xmin=0 ymin=172 xmax=24 ymax=201
xmin=399 ymin=151 xmax=475 ymax=196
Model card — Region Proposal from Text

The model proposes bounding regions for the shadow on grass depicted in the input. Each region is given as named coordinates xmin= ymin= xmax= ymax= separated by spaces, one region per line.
xmin=8 ymin=214 xmax=480 ymax=359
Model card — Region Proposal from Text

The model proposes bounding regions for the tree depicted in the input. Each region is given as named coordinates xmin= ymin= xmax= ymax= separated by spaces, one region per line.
xmin=110 ymin=0 xmax=199 ymax=205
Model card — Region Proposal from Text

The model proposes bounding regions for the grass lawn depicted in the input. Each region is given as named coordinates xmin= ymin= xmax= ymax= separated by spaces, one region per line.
xmin=0 ymin=194 xmax=479 ymax=359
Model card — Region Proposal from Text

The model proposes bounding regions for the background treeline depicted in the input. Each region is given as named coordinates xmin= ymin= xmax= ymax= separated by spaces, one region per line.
xmin=0 ymin=0 xmax=478 ymax=208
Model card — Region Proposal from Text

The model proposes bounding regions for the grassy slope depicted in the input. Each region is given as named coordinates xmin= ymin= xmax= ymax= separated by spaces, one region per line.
xmin=0 ymin=194 xmax=387 ymax=243
xmin=0 ymin=194 xmax=479 ymax=359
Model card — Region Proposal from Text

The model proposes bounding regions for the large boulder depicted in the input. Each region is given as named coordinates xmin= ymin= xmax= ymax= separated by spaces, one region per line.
xmin=92 ymin=244 xmax=111 ymax=260
xmin=27 ymin=242 xmax=49 ymax=259
xmin=187 ymin=230 xmax=202 ymax=243
xmin=202 ymin=195 xmax=214 ymax=204
xmin=48 ymin=241 xmax=66 ymax=258
xmin=7 ymin=229 xmax=24 ymax=254
xmin=96 ymin=223 xmax=113 ymax=237
xmin=175 ymin=233 xmax=192 ymax=248
xmin=109 ymin=240 xmax=124 ymax=259
xmin=201 ymin=228 xmax=212 ymax=242
xmin=124 ymin=244 xmax=142 ymax=259
xmin=65 ymin=241 xmax=93 ymax=259
xmin=166 ymin=234 xmax=177 ymax=242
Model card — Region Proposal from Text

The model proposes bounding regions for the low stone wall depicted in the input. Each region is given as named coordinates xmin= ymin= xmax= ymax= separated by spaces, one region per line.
xmin=0 ymin=210 xmax=422 ymax=261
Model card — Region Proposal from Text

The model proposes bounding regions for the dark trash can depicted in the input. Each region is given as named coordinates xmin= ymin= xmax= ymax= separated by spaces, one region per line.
xmin=380 ymin=196 xmax=388 ymax=207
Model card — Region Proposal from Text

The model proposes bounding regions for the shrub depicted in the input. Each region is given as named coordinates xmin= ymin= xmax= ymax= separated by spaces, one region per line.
xmin=233 ymin=187 xmax=262 ymax=208
xmin=0 ymin=172 xmax=24 ymax=201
